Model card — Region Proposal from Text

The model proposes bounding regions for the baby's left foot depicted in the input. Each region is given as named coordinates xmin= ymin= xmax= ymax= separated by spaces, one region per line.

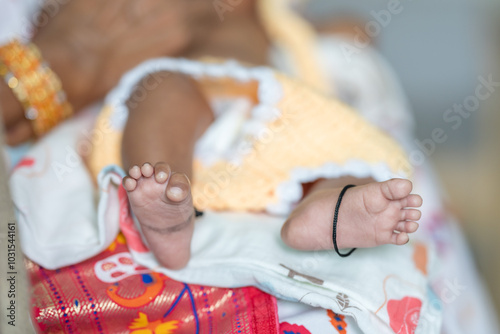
xmin=281 ymin=179 xmax=423 ymax=252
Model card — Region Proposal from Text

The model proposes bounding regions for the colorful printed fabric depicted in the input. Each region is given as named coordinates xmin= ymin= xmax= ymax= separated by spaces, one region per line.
xmin=29 ymin=236 xmax=279 ymax=333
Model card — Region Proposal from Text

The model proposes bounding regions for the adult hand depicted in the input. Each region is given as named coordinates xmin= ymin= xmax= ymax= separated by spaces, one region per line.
xmin=3 ymin=0 xmax=211 ymax=145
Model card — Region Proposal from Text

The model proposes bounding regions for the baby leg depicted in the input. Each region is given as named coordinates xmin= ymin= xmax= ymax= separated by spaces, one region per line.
xmin=281 ymin=178 xmax=423 ymax=252
xmin=121 ymin=72 xmax=213 ymax=269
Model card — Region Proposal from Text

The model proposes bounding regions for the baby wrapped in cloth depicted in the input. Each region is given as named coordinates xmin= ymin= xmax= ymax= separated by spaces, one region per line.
xmin=84 ymin=35 xmax=437 ymax=334
xmin=14 ymin=0 xmax=442 ymax=332
xmin=85 ymin=57 xmax=436 ymax=333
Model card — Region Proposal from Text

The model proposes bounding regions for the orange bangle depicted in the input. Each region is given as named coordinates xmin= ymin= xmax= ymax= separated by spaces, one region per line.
xmin=0 ymin=39 xmax=73 ymax=137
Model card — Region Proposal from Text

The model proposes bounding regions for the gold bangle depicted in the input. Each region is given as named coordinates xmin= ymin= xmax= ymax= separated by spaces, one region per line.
xmin=0 ymin=39 xmax=73 ymax=137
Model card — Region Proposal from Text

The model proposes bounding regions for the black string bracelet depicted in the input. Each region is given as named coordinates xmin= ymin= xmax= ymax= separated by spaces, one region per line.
xmin=332 ymin=184 xmax=357 ymax=257
xmin=194 ymin=208 xmax=204 ymax=218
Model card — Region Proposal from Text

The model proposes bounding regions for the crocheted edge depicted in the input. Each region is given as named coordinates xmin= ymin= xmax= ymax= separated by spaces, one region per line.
xmin=105 ymin=57 xmax=282 ymax=131
xmin=268 ymin=161 xmax=408 ymax=215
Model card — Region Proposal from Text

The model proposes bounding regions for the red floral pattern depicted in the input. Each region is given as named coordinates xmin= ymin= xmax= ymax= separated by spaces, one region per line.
xmin=387 ymin=297 xmax=422 ymax=334
xmin=29 ymin=237 xmax=278 ymax=333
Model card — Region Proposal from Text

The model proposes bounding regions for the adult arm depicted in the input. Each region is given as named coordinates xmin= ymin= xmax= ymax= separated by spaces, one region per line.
xmin=1 ymin=0 xmax=211 ymax=146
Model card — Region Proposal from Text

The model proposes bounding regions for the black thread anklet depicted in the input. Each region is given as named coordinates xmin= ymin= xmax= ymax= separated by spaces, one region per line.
xmin=194 ymin=208 xmax=204 ymax=218
xmin=332 ymin=184 xmax=357 ymax=257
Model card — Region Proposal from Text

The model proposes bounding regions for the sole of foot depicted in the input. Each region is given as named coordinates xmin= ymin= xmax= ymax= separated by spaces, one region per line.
xmin=123 ymin=162 xmax=194 ymax=270
xmin=281 ymin=178 xmax=423 ymax=251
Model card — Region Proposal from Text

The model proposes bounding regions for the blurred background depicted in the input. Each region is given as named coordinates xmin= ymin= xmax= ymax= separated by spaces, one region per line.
xmin=304 ymin=0 xmax=500 ymax=318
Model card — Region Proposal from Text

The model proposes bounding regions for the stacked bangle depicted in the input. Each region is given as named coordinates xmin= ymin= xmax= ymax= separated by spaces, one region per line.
xmin=0 ymin=39 xmax=73 ymax=137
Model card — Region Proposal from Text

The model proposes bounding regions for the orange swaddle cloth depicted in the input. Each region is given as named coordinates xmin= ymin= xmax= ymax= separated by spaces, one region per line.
xmin=87 ymin=0 xmax=411 ymax=213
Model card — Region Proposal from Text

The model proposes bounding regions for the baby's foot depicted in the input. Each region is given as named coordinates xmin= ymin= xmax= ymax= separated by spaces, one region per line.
xmin=123 ymin=162 xmax=194 ymax=269
xmin=281 ymin=179 xmax=423 ymax=251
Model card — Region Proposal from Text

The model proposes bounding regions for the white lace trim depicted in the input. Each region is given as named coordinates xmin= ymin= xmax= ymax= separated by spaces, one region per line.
xmin=267 ymin=161 xmax=408 ymax=215
xmin=105 ymin=58 xmax=282 ymax=130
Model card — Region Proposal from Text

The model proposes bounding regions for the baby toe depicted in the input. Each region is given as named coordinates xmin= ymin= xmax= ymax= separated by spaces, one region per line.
xmin=395 ymin=221 xmax=419 ymax=233
xmin=129 ymin=165 xmax=142 ymax=179
xmin=392 ymin=231 xmax=410 ymax=245
xmin=141 ymin=162 xmax=154 ymax=177
xmin=382 ymin=179 xmax=413 ymax=200
xmin=154 ymin=162 xmax=171 ymax=184
xmin=405 ymin=221 xmax=419 ymax=233
xmin=403 ymin=194 xmax=423 ymax=208
xmin=123 ymin=176 xmax=137 ymax=192
xmin=401 ymin=209 xmax=422 ymax=221
xmin=166 ymin=173 xmax=191 ymax=203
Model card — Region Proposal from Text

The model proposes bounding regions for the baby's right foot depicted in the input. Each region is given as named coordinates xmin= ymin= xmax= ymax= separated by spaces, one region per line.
xmin=123 ymin=162 xmax=194 ymax=270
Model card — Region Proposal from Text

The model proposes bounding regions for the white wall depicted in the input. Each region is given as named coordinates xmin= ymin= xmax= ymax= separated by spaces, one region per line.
xmin=304 ymin=0 xmax=499 ymax=148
